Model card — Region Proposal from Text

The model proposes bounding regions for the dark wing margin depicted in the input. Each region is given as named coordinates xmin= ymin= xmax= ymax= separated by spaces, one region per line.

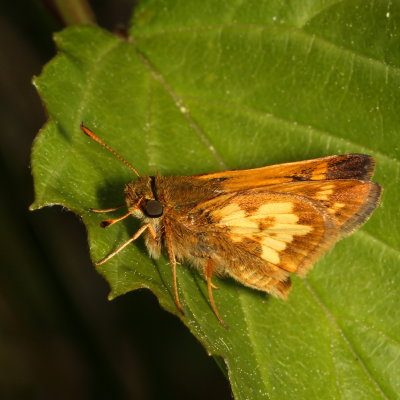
xmin=325 ymin=154 xmax=376 ymax=180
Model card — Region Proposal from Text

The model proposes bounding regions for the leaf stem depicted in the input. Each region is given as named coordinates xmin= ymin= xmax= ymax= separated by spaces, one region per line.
xmin=43 ymin=0 xmax=96 ymax=26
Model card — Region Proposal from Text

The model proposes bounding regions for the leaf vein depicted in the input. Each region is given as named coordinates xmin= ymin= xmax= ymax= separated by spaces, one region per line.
xmin=181 ymin=95 xmax=400 ymax=167
xmin=135 ymin=24 xmax=400 ymax=75
xmin=304 ymin=280 xmax=391 ymax=399
xmin=237 ymin=289 xmax=272 ymax=398
xmin=134 ymin=46 xmax=228 ymax=170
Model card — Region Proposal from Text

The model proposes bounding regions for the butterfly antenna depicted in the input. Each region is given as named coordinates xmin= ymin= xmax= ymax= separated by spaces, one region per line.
xmin=80 ymin=124 xmax=140 ymax=177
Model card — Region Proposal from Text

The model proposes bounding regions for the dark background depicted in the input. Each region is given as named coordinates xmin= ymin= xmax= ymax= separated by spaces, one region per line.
xmin=0 ymin=1 xmax=231 ymax=398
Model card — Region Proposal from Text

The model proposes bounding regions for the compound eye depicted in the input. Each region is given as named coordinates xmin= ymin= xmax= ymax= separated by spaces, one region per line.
xmin=144 ymin=199 xmax=164 ymax=218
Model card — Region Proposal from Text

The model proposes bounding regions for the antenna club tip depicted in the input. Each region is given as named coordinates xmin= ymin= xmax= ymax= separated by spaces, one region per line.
xmin=100 ymin=220 xmax=112 ymax=228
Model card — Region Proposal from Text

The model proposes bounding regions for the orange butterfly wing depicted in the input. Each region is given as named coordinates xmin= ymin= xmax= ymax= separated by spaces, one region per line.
xmin=195 ymin=153 xmax=376 ymax=189
xmin=194 ymin=154 xmax=381 ymax=236
xmin=187 ymin=154 xmax=381 ymax=298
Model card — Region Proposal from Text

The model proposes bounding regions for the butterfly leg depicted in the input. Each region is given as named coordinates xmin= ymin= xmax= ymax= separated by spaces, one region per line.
xmin=210 ymin=281 xmax=219 ymax=290
xmin=205 ymin=259 xmax=227 ymax=328
xmin=95 ymin=223 xmax=153 ymax=265
xmin=89 ymin=205 xmax=124 ymax=213
xmin=164 ymin=232 xmax=184 ymax=315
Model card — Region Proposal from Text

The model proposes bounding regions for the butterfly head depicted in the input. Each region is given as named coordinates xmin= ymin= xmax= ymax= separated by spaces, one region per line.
xmin=124 ymin=177 xmax=164 ymax=220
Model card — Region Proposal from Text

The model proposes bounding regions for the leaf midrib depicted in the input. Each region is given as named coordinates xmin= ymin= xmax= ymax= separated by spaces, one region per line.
xmin=136 ymin=47 xmax=228 ymax=169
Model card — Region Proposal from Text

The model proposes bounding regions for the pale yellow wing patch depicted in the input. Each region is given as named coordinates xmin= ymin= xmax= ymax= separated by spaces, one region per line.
xmin=262 ymin=180 xmax=381 ymax=234
xmin=214 ymin=201 xmax=314 ymax=266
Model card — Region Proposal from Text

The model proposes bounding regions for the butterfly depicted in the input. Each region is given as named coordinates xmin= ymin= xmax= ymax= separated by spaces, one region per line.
xmin=81 ymin=124 xmax=382 ymax=327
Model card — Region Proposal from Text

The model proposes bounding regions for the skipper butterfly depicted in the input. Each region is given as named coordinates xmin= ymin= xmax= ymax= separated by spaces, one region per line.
xmin=81 ymin=124 xmax=382 ymax=327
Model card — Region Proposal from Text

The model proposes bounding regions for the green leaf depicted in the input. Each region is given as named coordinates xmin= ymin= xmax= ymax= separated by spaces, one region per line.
xmin=31 ymin=1 xmax=399 ymax=399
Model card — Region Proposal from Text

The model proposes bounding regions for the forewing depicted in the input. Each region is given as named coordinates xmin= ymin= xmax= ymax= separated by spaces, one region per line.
xmin=194 ymin=154 xmax=376 ymax=191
